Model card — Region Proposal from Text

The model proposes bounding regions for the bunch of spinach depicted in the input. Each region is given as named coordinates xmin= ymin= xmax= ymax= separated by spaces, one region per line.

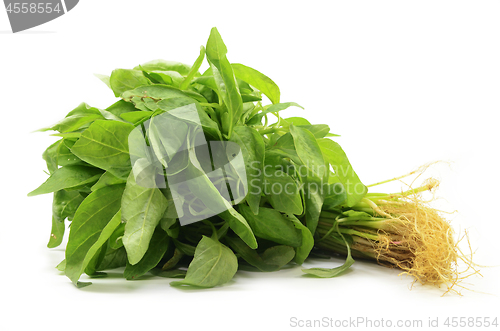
xmin=29 ymin=27 xmax=367 ymax=288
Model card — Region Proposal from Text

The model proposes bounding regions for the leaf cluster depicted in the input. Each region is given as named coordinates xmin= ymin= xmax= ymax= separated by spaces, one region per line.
xmin=30 ymin=27 xmax=367 ymax=288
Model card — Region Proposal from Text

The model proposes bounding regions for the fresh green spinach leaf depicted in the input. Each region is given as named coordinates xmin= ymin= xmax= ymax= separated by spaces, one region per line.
xmin=170 ymin=236 xmax=237 ymax=288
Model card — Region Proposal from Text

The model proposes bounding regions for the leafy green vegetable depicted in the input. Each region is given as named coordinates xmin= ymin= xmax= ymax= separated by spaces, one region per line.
xmin=229 ymin=126 xmax=265 ymax=214
xmin=170 ymin=236 xmax=237 ymax=288
xmin=124 ymin=227 xmax=170 ymax=280
xmin=71 ymin=120 xmax=136 ymax=177
xmin=28 ymin=165 xmax=103 ymax=196
xmin=40 ymin=103 xmax=105 ymax=133
xmin=317 ymin=138 xmax=367 ymax=207
xmin=232 ymin=63 xmax=280 ymax=105
xmin=48 ymin=190 xmax=85 ymax=248
xmin=64 ymin=185 xmax=125 ymax=285
xmin=239 ymin=205 xmax=302 ymax=247
xmin=30 ymin=27 xmax=391 ymax=290
xmin=205 ymin=27 xmax=242 ymax=137
xmin=225 ymin=235 xmax=294 ymax=272
xmin=109 ymin=69 xmax=151 ymax=97
xmin=263 ymin=169 xmax=303 ymax=215
xmin=122 ymin=172 xmax=168 ymax=265
xmin=288 ymin=214 xmax=314 ymax=265
xmin=218 ymin=202 xmax=257 ymax=249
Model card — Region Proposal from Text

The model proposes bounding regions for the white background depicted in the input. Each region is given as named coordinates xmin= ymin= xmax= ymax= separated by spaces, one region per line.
xmin=1 ymin=1 xmax=499 ymax=330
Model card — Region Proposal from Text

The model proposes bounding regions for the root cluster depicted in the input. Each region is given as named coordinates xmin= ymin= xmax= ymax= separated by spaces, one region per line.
xmin=352 ymin=188 xmax=479 ymax=294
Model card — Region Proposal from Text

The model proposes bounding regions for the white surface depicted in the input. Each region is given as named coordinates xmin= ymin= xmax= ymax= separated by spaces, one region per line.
xmin=1 ymin=1 xmax=499 ymax=330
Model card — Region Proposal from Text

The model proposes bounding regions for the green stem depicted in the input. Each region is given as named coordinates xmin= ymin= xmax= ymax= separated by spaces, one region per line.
xmin=257 ymin=127 xmax=286 ymax=135
xmin=366 ymin=168 xmax=420 ymax=187
xmin=338 ymin=228 xmax=379 ymax=241
xmin=199 ymin=102 xmax=222 ymax=110
xmin=367 ymin=182 xmax=437 ymax=202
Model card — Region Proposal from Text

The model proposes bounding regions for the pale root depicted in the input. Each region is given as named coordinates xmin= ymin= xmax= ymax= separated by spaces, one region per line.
xmin=355 ymin=186 xmax=479 ymax=295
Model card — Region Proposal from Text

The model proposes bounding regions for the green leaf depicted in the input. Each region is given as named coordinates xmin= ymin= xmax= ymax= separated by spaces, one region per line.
xmin=232 ymin=63 xmax=280 ymax=104
xmin=288 ymin=214 xmax=314 ymax=264
xmin=302 ymin=254 xmax=355 ymax=278
xmin=317 ymin=138 xmax=367 ymax=207
xmin=301 ymin=236 xmax=355 ymax=278
xmin=108 ymin=222 xmax=125 ymax=249
xmin=241 ymin=93 xmax=262 ymax=103
xmin=180 ymin=46 xmax=205 ymax=90
xmin=192 ymin=76 xmax=220 ymax=97
xmin=119 ymin=111 xmax=152 ymax=125
xmin=97 ymin=246 xmax=128 ymax=271
xmin=282 ymin=117 xmax=311 ymax=127
xmin=289 ymin=125 xmax=327 ymax=180
xmin=41 ymin=139 xmax=85 ymax=174
xmin=218 ymin=201 xmax=257 ymax=249
xmin=299 ymin=124 xmax=330 ymax=139
xmin=64 ymin=185 xmax=125 ymax=285
xmin=95 ymin=73 xmax=111 ymax=89
xmin=135 ymin=60 xmax=192 ymax=76
xmin=162 ymin=102 xmax=222 ymax=140
xmin=229 ymin=126 xmax=265 ymax=214
xmin=270 ymin=134 xmax=301 ymax=165
xmin=48 ymin=190 xmax=85 ymax=248
xmin=322 ymin=176 xmax=347 ymax=210
xmin=28 ymin=165 xmax=103 ymax=196
xmin=173 ymin=239 xmax=196 ymax=256
xmin=151 ymin=269 xmax=187 ymax=279
xmin=56 ymin=259 xmax=66 ymax=271
xmin=149 ymin=111 xmax=189 ymax=166
xmin=182 ymin=163 xmax=228 ymax=216
xmin=48 ymin=216 xmax=66 ymax=249
xmin=247 ymin=102 xmax=302 ymax=125
xmin=124 ymin=227 xmax=170 ymax=280
xmin=105 ymin=100 xmax=138 ymax=117
xmin=40 ymin=103 xmax=105 ymax=133
xmin=225 ymin=235 xmax=294 ymax=272
xmin=42 ymin=140 xmax=60 ymax=174
xmin=302 ymin=177 xmax=324 ymax=236
xmin=239 ymin=205 xmax=302 ymax=247
xmin=97 ymin=108 xmax=125 ymax=122
xmin=289 ymin=125 xmax=327 ymax=234
xmin=148 ymin=71 xmax=184 ymax=87
xmin=71 ymin=120 xmax=136 ymax=176
xmin=121 ymin=85 xmax=202 ymax=112
xmin=302 ymin=219 xmax=355 ymax=277
xmin=160 ymin=217 xmax=179 ymax=239
xmin=122 ymin=84 xmax=194 ymax=102
xmin=263 ymin=169 xmax=303 ymax=215
xmin=50 ymin=131 xmax=83 ymax=139
xmin=57 ymin=139 xmax=86 ymax=167
xmin=261 ymin=245 xmax=296 ymax=268
xmin=205 ymin=27 xmax=242 ymax=136
xmin=161 ymin=248 xmax=183 ymax=271
xmin=109 ymin=69 xmax=150 ymax=97
xmin=122 ymin=172 xmax=168 ymax=265
xmin=90 ymin=171 xmax=127 ymax=192
xmin=170 ymin=236 xmax=237 ymax=288
xmin=84 ymin=241 xmax=109 ymax=276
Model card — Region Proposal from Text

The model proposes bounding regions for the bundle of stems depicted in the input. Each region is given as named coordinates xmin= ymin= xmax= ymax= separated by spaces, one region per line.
xmin=314 ymin=174 xmax=479 ymax=294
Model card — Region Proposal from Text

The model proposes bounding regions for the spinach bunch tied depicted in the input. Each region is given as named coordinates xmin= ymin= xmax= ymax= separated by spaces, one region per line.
xmin=30 ymin=27 xmax=473 ymax=292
